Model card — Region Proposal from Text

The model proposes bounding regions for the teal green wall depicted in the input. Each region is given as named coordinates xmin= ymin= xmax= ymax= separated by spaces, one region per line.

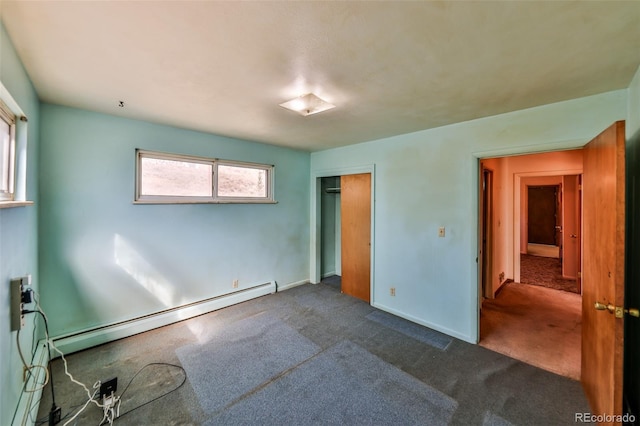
xmin=311 ymin=90 xmax=627 ymax=343
xmin=39 ymin=104 xmax=310 ymax=336
xmin=0 ymin=22 xmax=40 ymax=426
xmin=628 ymin=65 xmax=640 ymax=137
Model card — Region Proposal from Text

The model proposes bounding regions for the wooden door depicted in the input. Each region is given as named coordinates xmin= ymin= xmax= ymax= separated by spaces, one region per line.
xmin=582 ymin=121 xmax=625 ymax=422
xmin=528 ymin=186 xmax=557 ymax=245
xmin=556 ymin=183 xmax=563 ymax=258
xmin=577 ymin=175 xmax=583 ymax=294
xmin=562 ymin=176 xmax=581 ymax=281
xmin=341 ymin=173 xmax=371 ymax=302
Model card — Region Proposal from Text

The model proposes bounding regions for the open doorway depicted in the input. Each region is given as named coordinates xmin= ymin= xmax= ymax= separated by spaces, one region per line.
xmin=478 ymin=149 xmax=583 ymax=380
xmin=320 ymin=176 xmax=341 ymax=290
xmin=520 ymin=176 xmax=581 ymax=294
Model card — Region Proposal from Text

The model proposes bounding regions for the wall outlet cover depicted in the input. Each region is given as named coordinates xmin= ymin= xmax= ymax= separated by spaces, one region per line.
xmin=100 ymin=377 xmax=118 ymax=399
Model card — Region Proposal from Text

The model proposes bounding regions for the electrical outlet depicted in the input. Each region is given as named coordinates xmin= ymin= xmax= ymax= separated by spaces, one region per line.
xmin=10 ymin=278 xmax=24 ymax=331
xmin=390 ymin=287 xmax=396 ymax=296
xmin=438 ymin=227 xmax=446 ymax=237
xmin=233 ymin=279 xmax=239 ymax=289
xmin=100 ymin=377 xmax=118 ymax=400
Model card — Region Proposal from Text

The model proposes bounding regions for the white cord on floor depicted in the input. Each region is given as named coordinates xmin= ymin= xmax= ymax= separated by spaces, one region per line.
xmin=101 ymin=392 xmax=121 ymax=426
xmin=31 ymin=291 xmax=108 ymax=425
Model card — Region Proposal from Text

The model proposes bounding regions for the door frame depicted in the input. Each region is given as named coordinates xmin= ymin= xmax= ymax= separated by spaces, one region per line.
xmin=472 ymin=142 xmax=586 ymax=342
xmin=479 ymin=165 xmax=494 ymax=300
xmin=513 ymin=169 xmax=581 ymax=283
xmin=310 ymin=165 xmax=376 ymax=299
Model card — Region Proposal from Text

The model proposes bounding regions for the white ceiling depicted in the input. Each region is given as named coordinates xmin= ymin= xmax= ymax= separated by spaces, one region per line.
xmin=2 ymin=1 xmax=639 ymax=151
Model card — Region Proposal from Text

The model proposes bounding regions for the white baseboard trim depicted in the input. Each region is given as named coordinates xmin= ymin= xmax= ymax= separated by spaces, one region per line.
xmin=371 ymin=302 xmax=474 ymax=344
xmin=12 ymin=341 xmax=48 ymax=426
xmin=276 ymin=279 xmax=309 ymax=291
xmin=52 ymin=282 xmax=276 ymax=355
xmin=321 ymin=271 xmax=336 ymax=278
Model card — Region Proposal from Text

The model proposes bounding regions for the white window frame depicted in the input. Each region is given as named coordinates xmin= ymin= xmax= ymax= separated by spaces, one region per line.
xmin=134 ymin=149 xmax=276 ymax=204
xmin=0 ymin=97 xmax=17 ymax=202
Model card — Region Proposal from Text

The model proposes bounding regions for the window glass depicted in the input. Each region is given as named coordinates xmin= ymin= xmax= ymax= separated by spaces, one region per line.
xmin=217 ymin=164 xmax=268 ymax=198
xmin=140 ymin=157 xmax=212 ymax=197
xmin=135 ymin=150 xmax=274 ymax=204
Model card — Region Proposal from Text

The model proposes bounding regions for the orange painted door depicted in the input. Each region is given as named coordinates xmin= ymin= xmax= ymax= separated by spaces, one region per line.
xmin=556 ymin=182 xmax=563 ymax=259
xmin=581 ymin=121 xmax=625 ymax=423
xmin=577 ymin=175 xmax=582 ymax=293
xmin=341 ymin=173 xmax=371 ymax=302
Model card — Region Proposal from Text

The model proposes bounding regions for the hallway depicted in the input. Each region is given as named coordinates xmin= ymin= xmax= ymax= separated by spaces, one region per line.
xmin=480 ymin=282 xmax=581 ymax=380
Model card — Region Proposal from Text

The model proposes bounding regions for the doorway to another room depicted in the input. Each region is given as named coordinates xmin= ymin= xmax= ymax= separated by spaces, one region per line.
xmin=478 ymin=150 xmax=584 ymax=380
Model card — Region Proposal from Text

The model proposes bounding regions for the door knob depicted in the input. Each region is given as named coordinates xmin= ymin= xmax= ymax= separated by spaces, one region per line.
xmin=595 ymin=302 xmax=640 ymax=318
xmin=594 ymin=302 xmax=615 ymax=314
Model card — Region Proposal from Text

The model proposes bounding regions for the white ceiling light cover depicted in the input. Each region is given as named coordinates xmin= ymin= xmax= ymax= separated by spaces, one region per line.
xmin=279 ymin=93 xmax=336 ymax=116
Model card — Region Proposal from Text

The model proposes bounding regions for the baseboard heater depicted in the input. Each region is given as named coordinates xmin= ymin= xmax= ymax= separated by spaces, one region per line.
xmin=52 ymin=281 xmax=276 ymax=355
xmin=12 ymin=341 xmax=48 ymax=426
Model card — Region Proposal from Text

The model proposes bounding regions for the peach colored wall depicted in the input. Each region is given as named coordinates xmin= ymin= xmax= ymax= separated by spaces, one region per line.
xmin=480 ymin=157 xmax=507 ymax=297
xmin=487 ymin=149 xmax=583 ymax=296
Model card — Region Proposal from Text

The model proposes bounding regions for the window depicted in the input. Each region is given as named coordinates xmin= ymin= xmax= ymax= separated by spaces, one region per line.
xmin=0 ymin=98 xmax=16 ymax=202
xmin=135 ymin=149 xmax=274 ymax=204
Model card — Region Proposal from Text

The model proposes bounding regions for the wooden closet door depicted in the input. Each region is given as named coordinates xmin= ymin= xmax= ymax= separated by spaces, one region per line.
xmin=341 ymin=173 xmax=371 ymax=302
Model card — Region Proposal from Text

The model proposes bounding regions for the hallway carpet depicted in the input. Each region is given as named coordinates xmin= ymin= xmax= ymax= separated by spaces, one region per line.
xmin=480 ymin=282 xmax=582 ymax=380
xmin=520 ymin=254 xmax=579 ymax=293
xmin=36 ymin=280 xmax=588 ymax=425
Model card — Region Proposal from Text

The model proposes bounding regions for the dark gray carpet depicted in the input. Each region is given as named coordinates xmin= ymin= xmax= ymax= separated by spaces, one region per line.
xmin=207 ymin=340 xmax=457 ymax=426
xmin=483 ymin=411 xmax=514 ymax=426
xmin=176 ymin=312 xmax=320 ymax=414
xmin=366 ymin=310 xmax=453 ymax=350
xmin=37 ymin=281 xmax=590 ymax=425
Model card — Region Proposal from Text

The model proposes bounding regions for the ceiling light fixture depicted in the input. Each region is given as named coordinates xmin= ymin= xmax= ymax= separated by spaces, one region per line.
xmin=279 ymin=93 xmax=335 ymax=116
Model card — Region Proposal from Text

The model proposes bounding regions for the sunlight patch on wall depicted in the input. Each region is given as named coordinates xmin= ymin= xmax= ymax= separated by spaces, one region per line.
xmin=113 ymin=234 xmax=214 ymax=342
xmin=114 ymin=233 xmax=178 ymax=308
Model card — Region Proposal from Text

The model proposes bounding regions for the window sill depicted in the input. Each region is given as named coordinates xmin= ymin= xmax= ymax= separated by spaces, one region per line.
xmin=133 ymin=199 xmax=278 ymax=205
xmin=0 ymin=200 xmax=34 ymax=209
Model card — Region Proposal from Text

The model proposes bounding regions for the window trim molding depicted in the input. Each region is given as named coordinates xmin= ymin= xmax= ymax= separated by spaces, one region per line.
xmin=0 ymin=81 xmax=31 ymax=207
xmin=0 ymin=98 xmax=16 ymax=202
xmin=134 ymin=149 xmax=276 ymax=204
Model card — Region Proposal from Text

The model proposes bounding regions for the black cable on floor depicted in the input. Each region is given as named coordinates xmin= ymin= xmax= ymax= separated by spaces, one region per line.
xmin=115 ymin=362 xmax=187 ymax=420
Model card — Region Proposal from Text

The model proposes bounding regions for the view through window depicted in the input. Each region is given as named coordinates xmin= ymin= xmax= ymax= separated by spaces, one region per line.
xmin=136 ymin=150 xmax=274 ymax=203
